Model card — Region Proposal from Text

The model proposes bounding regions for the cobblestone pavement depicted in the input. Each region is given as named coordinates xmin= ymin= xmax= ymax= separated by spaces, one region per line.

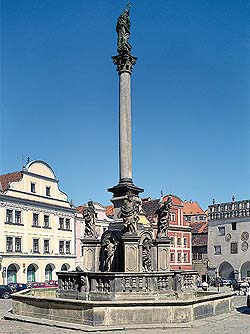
xmin=0 ymin=296 xmax=249 ymax=334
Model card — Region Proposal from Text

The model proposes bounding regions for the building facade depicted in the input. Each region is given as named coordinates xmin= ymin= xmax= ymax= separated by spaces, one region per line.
xmin=208 ymin=198 xmax=250 ymax=280
xmin=183 ymin=201 xmax=208 ymax=280
xmin=142 ymin=194 xmax=193 ymax=271
xmin=0 ymin=160 xmax=76 ymax=284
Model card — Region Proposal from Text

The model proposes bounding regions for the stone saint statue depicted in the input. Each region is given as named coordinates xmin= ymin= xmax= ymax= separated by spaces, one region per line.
xmin=142 ymin=238 xmax=152 ymax=272
xmin=83 ymin=201 xmax=97 ymax=238
xmin=103 ymin=239 xmax=117 ymax=272
xmin=156 ymin=196 xmax=172 ymax=238
xmin=116 ymin=2 xmax=132 ymax=54
xmin=118 ymin=196 xmax=140 ymax=233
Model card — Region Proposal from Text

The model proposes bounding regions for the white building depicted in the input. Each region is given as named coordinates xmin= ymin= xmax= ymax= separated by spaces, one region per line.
xmin=208 ymin=198 xmax=250 ymax=280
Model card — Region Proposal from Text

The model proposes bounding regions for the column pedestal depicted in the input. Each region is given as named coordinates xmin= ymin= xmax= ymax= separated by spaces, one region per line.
xmin=81 ymin=238 xmax=101 ymax=272
xmin=155 ymin=238 xmax=170 ymax=272
xmin=122 ymin=233 xmax=140 ymax=272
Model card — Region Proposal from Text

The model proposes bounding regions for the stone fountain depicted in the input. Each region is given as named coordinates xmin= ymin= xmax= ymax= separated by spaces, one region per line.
xmin=10 ymin=4 xmax=234 ymax=330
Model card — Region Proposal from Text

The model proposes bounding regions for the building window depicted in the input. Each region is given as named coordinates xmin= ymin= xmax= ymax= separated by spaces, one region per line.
xmin=183 ymin=237 xmax=187 ymax=247
xmin=177 ymin=237 xmax=182 ymax=246
xmin=59 ymin=241 xmax=64 ymax=254
xmin=44 ymin=215 xmax=49 ymax=228
xmin=197 ymin=253 xmax=202 ymax=260
xmin=193 ymin=253 xmax=197 ymax=260
xmin=6 ymin=237 xmax=13 ymax=252
xmin=187 ymin=216 xmax=191 ymax=221
xmin=33 ymin=213 xmax=39 ymax=226
xmin=170 ymin=236 xmax=174 ymax=246
xmin=31 ymin=183 xmax=36 ymax=193
xmin=46 ymin=186 xmax=51 ymax=197
xmin=15 ymin=210 xmax=21 ymax=224
xmin=33 ymin=239 xmax=39 ymax=253
xmin=65 ymin=241 xmax=71 ymax=254
xmin=214 ymin=245 xmax=221 ymax=255
xmin=170 ymin=253 xmax=175 ymax=261
xmin=177 ymin=253 xmax=182 ymax=262
xmin=15 ymin=237 xmax=22 ymax=252
xmin=44 ymin=240 xmax=50 ymax=253
xmin=183 ymin=253 xmax=188 ymax=262
xmin=232 ymin=222 xmax=237 ymax=231
xmin=231 ymin=242 xmax=238 ymax=254
xmin=6 ymin=209 xmax=13 ymax=223
xmin=59 ymin=218 xmax=64 ymax=229
xmin=170 ymin=214 xmax=176 ymax=222
xmin=218 ymin=226 xmax=225 ymax=236
xmin=199 ymin=216 xmax=204 ymax=221
xmin=65 ymin=219 xmax=70 ymax=230
xmin=194 ymin=216 xmax=198 ymax=221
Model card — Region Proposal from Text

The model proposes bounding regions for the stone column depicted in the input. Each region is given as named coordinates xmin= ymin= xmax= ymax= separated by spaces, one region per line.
xmin=108 ymin=7 xmax=143 ymax=217
xmin=119 ymin=71 xmax=132 ymax=182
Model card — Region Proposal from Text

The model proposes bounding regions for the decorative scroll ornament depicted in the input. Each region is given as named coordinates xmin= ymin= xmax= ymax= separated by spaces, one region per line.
xmin=241 ymin=231 xmax=249 ymax=241
xmin=83 ymin=201 xmax=97 ymax=238
xmin=225 ymin=233 xmax=231 ymax=242
xmin=118 ymin=196 xmax=140 ymax=233
xmin=156 ymin=196 xmax=172 ymax=238
xmin=241 ymin=241 xmax=248 ymax=252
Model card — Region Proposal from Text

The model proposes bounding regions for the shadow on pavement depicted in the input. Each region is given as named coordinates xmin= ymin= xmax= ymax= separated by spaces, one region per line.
xmin=236 ymin=306 xmax=250 ymax=315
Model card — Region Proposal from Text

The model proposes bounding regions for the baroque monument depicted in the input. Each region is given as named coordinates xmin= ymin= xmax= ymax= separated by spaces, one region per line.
xmin=11 ymin=4 xmax=235 ymax=329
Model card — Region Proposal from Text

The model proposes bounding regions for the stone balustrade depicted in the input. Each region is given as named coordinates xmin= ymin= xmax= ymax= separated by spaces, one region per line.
xmin=57 ymin=270 xmax=197 ymax=301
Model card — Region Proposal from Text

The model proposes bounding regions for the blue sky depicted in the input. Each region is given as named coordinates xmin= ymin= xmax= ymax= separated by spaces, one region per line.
xmin=1 ymin=0 xmax=249 ymax=210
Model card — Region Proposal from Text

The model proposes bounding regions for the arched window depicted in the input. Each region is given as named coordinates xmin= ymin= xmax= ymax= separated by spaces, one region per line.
xmin=61 ymin=263 xmax=69 ymax=271
xmin=45 ymin=264 xmax=53 ymax=281
xmin=7 ymin=264 xmax=17 ymax=284
xmin=27 ymin=264 xmax=36 ymax=282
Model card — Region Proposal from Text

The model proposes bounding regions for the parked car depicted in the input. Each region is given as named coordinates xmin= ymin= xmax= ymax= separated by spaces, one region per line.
xmin=0 ymin=285 xmax=12 ymax=299
xmin=8 ymin=283 xmax=28 ymax=293
xmin=247 ymin=290 xmax=250 ymax=307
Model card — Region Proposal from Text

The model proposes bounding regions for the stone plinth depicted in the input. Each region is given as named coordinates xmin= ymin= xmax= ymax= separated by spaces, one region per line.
xmin=155 ymin=238 xmax=171 ymax=272
xmin=122 ymin=233 xmax=140 ymax=272
xmin=81 ymin=238 xmax=101 ymax=272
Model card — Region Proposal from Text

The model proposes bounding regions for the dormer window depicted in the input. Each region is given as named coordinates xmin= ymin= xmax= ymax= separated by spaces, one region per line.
xmin=46 ymin=186 xmax=51 ymax=197
xmin=31 ymin=183 xmax=36 ymax=193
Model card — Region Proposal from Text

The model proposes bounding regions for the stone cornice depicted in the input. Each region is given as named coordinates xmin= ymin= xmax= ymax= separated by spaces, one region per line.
xmin=0 ymin=195 xmax=76 ymax=217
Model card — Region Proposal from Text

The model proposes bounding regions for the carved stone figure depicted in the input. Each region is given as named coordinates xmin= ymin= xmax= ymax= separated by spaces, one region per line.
xmin=100 ymin=234 xmax=118 ymax=272
xmin=156 ymin=196 xmax=172 ymax=238
xmin=116 ymin=3 xmax=131 ymax=54
xmin=142 ymin=238 xmax=152 ymax=272
xmin=83 ymin=201 xmax=97 ymax=238
xmin=118 ymin=196 xmax=140 ymax=233
xmin=104 ymin=239 xmax=117 ymax=272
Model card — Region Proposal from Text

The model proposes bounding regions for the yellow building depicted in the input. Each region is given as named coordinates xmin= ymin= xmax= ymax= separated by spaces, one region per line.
xmin=0 ymin=160 xmax=76 ymax=284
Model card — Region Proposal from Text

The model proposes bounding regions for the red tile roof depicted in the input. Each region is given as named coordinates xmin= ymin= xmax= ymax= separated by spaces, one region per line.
xmin=183 ymin=201 xmax=205 ymax=215
xmin=76 ymin=205 xmax=86 ymax=214
xmin=191 ymin=221 xmax=208 ymax=234
xmin=162 ymin=194 xmax=183 ymax=206
xmin=0 ymin=171 xmax=23 ymax=192
xmin=105 ymin=205 xmax=114 ymax=217
xmin=192 ymin=234 xmax=208 ymax=247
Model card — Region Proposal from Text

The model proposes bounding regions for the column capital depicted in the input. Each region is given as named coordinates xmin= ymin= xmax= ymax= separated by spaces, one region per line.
xmin=112 ymin=53 xmax=137 ymax=74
